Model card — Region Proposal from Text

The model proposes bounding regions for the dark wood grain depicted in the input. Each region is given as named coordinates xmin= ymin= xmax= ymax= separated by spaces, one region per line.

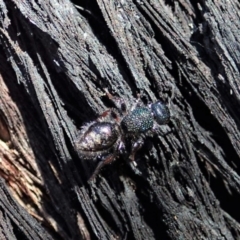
xmin=0 ymin=0 xmax=240 ymax=239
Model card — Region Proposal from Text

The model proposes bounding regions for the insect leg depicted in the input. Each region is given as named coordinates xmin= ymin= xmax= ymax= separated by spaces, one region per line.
xmin=97 ymin=109 xmax=121 ymax=122
xmin=89 ymin=153 xmax=116 ymax=181
xmin=129 ymin=136 xmax=144 ymax=162
xmin=103 ymin=88 xmax=127 ymax=114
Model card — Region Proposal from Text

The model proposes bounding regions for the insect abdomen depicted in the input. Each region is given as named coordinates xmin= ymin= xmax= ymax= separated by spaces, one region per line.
xmin=75 ymin=122 xmax=119 ymax=152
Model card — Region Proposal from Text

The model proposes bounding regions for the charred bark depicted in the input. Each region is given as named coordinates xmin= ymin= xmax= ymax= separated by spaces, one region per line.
xmin=0 ymin=0 xmax=240 ymax=239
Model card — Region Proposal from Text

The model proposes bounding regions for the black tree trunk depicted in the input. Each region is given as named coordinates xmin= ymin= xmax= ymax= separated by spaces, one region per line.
xmin=0 ymin=0 xmax=240 ymax=239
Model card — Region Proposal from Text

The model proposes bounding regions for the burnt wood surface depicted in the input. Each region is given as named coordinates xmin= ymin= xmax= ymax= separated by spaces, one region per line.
xmin=0 ymin=0 xmax=240 ymax=239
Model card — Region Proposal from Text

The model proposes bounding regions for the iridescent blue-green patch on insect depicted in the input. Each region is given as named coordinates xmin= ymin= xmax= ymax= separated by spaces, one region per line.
xmin=121 ymin=107 xmax=154 ymax=134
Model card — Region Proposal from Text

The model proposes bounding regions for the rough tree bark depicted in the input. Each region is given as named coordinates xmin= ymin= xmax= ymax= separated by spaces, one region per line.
xmin=0 ymin=0 xmax=240 ymax=239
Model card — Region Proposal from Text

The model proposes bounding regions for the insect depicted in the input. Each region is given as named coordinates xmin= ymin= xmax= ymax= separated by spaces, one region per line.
xmin=75 ymin=91 xmax=170 ymax=180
